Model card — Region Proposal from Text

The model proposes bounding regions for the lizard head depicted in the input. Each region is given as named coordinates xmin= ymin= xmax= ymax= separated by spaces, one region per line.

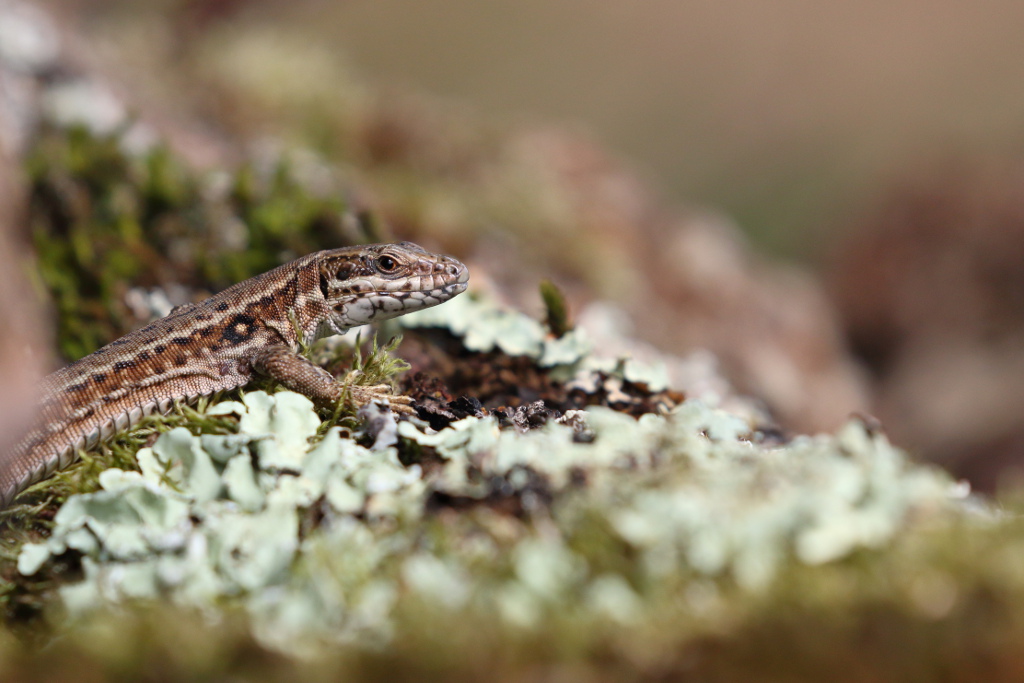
xmin=314 ymin=241 xmax=469 ymax=336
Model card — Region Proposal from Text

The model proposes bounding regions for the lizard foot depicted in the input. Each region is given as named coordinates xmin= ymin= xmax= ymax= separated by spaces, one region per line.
xmin=348 ymin=383 xmax=417 ymax=416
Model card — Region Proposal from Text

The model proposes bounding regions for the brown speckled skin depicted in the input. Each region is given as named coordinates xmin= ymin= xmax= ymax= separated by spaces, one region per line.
xmin=1 ymin=242 xmax=468 ymax=506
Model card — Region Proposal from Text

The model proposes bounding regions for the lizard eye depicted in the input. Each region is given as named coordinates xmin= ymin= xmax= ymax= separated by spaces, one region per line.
xmin=377 ymin=255 xmax=398 ymax=273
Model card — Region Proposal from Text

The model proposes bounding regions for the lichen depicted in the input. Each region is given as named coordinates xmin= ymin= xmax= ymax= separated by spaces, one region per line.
xmin=399 ymin=290 xmax=673 ymax=390
xmin=16 ymin=381 xmax=966 ymax=658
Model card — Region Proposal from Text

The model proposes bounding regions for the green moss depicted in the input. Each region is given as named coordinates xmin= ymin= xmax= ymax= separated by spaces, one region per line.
xmin=347 ymin=334 xmax=410 ymax=388
xmin=213 ymin=158 xmax=348 ymax=285
xmin=25 ymin=125 xmax=364 ymax=360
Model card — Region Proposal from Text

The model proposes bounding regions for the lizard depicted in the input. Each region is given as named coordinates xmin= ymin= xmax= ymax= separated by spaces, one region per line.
xmin=0 ymin=241 xmax=469 ymax=508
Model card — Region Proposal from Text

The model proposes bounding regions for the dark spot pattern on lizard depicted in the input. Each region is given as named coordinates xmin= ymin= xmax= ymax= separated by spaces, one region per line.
xmin=114 ymin=360 xmax=135 ymax=371
xmin=92 ymin=373 xmax=107 ymax=384
xmin=221 ymin=314 xmax=256 ymax=345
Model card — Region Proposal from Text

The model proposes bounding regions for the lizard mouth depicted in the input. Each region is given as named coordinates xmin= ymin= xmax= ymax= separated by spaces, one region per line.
xmin=391 ymin=280 xmax=467 ymax=301
xmin=401 ymin=280 xmax=467 ymax=305
xmin=439 ymin=281 xmax=469 ymax=296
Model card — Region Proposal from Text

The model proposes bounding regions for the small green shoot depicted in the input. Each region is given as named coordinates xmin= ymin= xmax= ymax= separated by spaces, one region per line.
xmin=540 ymin=279 xmax=573 ymax=337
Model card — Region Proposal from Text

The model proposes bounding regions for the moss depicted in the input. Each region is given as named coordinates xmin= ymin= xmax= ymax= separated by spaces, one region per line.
xmin=25 ymin=125 xmax=365 ymax=360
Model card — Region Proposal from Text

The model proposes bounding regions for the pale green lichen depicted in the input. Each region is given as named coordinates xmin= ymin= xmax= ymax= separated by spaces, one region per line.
xmin=399 ymin=291 xmax=673 ymax=389
xmin=401 ymin=292 xmax=556 ymax=358
xmin=19 ymin=386 xmax=966 ymax=655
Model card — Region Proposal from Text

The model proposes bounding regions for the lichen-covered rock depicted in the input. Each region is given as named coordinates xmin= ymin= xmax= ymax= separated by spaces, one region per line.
xmin=19 ymin=379 xmax=965 ymax=656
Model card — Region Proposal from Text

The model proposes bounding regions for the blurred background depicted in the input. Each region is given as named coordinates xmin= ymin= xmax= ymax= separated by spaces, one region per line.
xmin=46 ymin=0 xmax=1024 ymax=258
xmin=6 ymin=0 xmax=1024 ymax=489
xmin=303 ymin=0 xmax=1024 ymax=258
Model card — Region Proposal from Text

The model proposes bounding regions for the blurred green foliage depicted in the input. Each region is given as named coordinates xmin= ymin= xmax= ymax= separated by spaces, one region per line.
xmin=26 ymin=125 xmax=358 ymax=360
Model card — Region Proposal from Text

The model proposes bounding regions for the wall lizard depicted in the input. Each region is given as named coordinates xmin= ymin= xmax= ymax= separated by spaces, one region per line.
xmin=0 ymin=242 xmax=469 ymax=508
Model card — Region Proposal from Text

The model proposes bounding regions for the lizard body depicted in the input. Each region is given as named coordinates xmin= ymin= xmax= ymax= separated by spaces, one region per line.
xmin=0 ymin=242 xmax=468 ymax=507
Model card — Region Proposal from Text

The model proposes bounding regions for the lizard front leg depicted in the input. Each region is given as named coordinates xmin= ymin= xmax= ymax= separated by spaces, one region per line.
xmin=249 ymin=345 xmax=415 ymax=414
